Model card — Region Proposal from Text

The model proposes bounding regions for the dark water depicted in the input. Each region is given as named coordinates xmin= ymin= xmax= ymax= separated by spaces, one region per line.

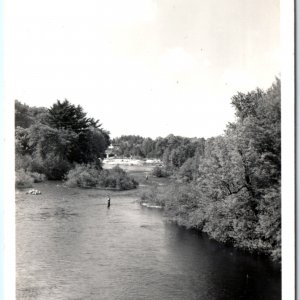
xmin=16 ymin=183 xmax=281 ymax=300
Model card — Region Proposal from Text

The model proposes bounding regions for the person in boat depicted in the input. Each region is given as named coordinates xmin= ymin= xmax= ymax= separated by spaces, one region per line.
xmin=107 ymin=195 xmax=111 ymax=208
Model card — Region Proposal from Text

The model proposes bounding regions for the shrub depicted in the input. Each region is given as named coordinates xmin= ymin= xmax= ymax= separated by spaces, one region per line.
xmin=32 ymin=154 xmax=73 ymax=180
xmin=65 ymin=164 xmax=101 ymax=188
xmin=28 ymin=172 xmax=46 ymax=183
xmin=15 ymin=169 xmax=34 ymax=188
xmin=15 ymin=154 xmax=33 ymax=171
xmin=140 ymin=185 xmax=165 ymax=207
xmin=151 ymin=166 xmax=169 ymax=178
xmin=98 ymin=166 xmax=138 ymax=190
xmin=15 ymin=155 xmax=47 ymax=182
xmin=65 ymin=164 xmax=138 ymax=190
xmin=162 ymin=184 xmax=204 ymax=228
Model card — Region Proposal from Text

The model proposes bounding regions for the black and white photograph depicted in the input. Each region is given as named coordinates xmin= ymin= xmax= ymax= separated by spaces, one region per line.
xmin=3 ymin=0 xmax=295 ymax=299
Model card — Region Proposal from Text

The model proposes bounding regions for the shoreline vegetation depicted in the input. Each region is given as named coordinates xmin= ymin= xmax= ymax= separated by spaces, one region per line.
xmin=15 ymin=79 xmax=281 ymax=261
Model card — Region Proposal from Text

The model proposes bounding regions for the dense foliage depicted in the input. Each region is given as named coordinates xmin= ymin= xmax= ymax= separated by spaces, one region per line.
xmin=15 ymin=99 xmax=110 ymax=180
xmin=112 ymin=134 xmax=205 ymax=171
xmin=151 ymin=166 xmax=170 ymax=178
xmin=15 ymin=169 xmax=34 ymax=188
xmin=15 ymin=100 xmax=48 ymax=128
xmin=141 ymin=79 xmax=281 ymax=260
xmin=65 ymin=164 xmax=138 ymax=190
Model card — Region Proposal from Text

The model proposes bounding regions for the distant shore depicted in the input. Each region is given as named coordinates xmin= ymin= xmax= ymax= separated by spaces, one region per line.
xmin=102 ymin=158 xmax=162 ymax=173
xmin=103 ymin=157 xmax=162 ymax=166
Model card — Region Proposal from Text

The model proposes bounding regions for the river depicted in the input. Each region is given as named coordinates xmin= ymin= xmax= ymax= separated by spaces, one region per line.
xmin=16 ymin=182 xmax=281 ymax=300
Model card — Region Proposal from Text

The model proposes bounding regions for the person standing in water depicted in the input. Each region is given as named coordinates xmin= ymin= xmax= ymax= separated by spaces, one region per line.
xmin=107 ymin=195 xmax=111 ymax=208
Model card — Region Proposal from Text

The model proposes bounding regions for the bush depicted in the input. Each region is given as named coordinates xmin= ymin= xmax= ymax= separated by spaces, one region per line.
xmin=162 ymin=184 xmax=205 ymax=228
xmin=98 ymin=166 xmax=138 ymax=190
xmin=31 ymin=154 xmax=73 ymax=180
xmin=151 ymin=166 xmax=169 ymax=178
xmin=28 ymin=172 xmax=46 ymax=183
xmin=15 ymin=169 xmax=34 ymax=188
xmin=15 ymin=154 xmax=33 ymax=171
xmin=65 ymin=164 xmax=101 ymax=188
xmin=140 ymin=185 xmax=166 ymax=207
xmin=15 ymin=168 xmax=46 ymax=188
xmin=65 ymin=164 xmax=138 ymax=190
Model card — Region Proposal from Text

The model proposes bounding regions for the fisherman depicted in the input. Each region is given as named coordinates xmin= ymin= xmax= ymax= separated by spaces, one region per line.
xmin=107 ymin=195 xmax=111 ymax=208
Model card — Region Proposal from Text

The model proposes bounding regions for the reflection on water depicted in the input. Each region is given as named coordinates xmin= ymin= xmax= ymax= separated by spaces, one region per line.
xmin=16 ymin=183 xmax=281 ymax=300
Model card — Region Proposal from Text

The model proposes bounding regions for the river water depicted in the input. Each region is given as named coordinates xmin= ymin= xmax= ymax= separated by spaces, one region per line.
xmin=16 ymin=182 xmax=281 ymax=300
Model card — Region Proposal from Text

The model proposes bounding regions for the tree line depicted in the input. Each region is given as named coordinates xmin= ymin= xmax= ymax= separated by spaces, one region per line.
xmin=15 ymin=99 xmax=139 ymax=190
xmin=112 ymin=134 xmax=205 ymax=170
xmin=15 ymin=99 xmax=110 ymax=180
xmin=141 ymin=78 xmax=281 ymax=260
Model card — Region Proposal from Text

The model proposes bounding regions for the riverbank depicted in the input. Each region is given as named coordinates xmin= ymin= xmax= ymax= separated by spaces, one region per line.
xmin=17 ymin=161 xmax=281 ymax=262
xmin=107 ymin=162 xmax=281 ymax=262
xmin=15 ymin=162 xmax=165 ymax=204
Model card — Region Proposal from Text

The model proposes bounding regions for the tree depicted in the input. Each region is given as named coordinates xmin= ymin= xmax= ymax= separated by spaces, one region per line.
xmin=46 ymin=99 xmax=100 ymax=132
xmin=170 ymin=79 xmax=282 ymax=259
xmin=178 ymin=157 xmax=198 ymax=182
xmin=15 ymin=99 xmax=111 ymax=180
xmin=15 ymin=100 xmax=48 ymax=128
xmin=71 ymin=127 xmax=108 ymax=164
xmin=15 ymin=101 xmax=32 ymax=128
xmin=23 ymin=124 xmax=76 ymax=178
xmin=45 ymin=99 xmax=110 ymax=164
xmin=141 ymin=138 xmax=155 ymax=157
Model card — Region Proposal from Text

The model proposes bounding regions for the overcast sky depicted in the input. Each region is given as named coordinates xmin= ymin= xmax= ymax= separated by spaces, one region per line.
xmin=4 ymin=0 xmax=280 ymax=138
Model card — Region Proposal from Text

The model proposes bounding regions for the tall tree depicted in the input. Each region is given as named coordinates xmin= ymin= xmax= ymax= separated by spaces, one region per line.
xmin=15 ymin=99 xmax=111 ymax=179
xmin=47 ymin=99 xmax=100 ymax=132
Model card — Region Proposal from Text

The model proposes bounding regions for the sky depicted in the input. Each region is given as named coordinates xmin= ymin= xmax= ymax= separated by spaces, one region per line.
xmin=4 ymin=0 xmax=280 ymax=139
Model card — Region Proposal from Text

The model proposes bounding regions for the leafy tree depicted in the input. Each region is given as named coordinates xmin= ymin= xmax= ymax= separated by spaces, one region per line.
xmin=141 ymin=138 xmax=155 ymax=157
xmin=15 ymin=99 xmax=110 ymax=180
xmin=71 ymin=127 xmax=108 ymax=164
xmin=197 ymin=79 xmax=281 ymax=258
xmin=142 ymin=78 xmax=281 ymax=260
xmin=15 ymin=100 xmax=48 ymax=128
xmin=15 ymin=101 xmax=32 ymax=128
xmin=178 ymin=157 xmax=200 ymax=182
xmin=15 ymin=126 xmax=32 ymax=155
